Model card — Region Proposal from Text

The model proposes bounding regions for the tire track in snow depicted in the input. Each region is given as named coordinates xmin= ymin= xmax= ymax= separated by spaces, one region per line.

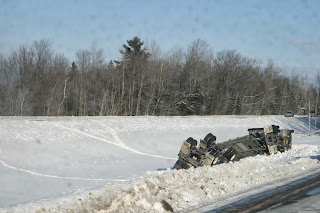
xmin=0 ymin=160 xmax=129 ymax=182
xmin=53 ymin=122 xmax=177 ymax=160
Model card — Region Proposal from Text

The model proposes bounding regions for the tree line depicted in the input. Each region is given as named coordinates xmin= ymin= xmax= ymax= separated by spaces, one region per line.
xmin=0 ymin=37 xmax=318 ymax=116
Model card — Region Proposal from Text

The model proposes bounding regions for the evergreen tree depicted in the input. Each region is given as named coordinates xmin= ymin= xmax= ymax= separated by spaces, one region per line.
xmin=120 ymin=36 xmax=150 ymax=61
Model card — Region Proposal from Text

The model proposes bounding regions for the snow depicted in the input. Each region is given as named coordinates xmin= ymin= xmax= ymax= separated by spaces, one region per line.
xmin=0 ymin=116 xmax=319 ymax=212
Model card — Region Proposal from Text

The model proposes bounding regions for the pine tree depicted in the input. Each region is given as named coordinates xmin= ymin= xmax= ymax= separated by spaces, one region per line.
xmin=120 ymin=36 xmax=150 ymax=61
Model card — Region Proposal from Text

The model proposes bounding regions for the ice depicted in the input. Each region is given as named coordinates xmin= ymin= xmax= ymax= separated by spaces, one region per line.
xmin=307 ymin=186 xmax=320 ymax=196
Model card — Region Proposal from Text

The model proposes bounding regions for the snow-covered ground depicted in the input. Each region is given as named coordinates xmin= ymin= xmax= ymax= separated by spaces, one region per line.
xmin=0 ymin=116 xmax=319 ymax=212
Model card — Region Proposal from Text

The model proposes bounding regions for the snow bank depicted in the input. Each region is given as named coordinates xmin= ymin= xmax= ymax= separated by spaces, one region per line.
xmin=92 ymin=145 xmax=320 ymax=213
xmin=2 ymin=145 xmax=319 ymax=213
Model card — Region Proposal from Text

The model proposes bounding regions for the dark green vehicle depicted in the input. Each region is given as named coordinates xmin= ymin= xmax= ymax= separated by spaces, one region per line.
xmin=173 ymin=125 xmax=294 ymax=170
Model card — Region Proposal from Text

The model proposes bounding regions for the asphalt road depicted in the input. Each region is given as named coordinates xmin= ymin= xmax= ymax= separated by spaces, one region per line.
xmin=207 ymin=172 xmax=320 ymax=213
xmin=259 ymin=185 xmax=320 ymax=213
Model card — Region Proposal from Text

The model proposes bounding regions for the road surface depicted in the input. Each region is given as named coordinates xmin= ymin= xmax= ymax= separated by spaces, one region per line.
xmin=207 ymin=171 xmax=320 ymax=213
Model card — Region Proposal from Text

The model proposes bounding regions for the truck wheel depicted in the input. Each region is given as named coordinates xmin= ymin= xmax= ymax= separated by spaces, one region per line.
xmin=278 ymin=146 xmax=285 ymax=153
xmin=223 ymin=148 xmax=237 ymax=161
xmin=204 ymin=133 xmax=216 ymax=147
xmin=186 ymin=137 xmax=197 ymax=147
xmin=212 ymin=157 xmax=219 ymax=165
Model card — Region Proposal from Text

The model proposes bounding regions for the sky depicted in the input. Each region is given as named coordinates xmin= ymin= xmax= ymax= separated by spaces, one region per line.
xmin=1 ymin=0 xmax=320 ymax=76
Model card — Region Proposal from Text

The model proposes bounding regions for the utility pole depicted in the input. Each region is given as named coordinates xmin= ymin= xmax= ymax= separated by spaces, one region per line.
xmin=309 ymin=100 xmax=311 ymax=136
xmin=315 ymin=100 xmax=318 ymax=134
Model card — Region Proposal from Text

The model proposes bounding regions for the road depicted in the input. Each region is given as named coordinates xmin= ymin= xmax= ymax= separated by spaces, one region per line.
xmin=207 ymin=172 xmax=320 ymax=213
xmin=259 ymin=185 xmax=320 ymax=213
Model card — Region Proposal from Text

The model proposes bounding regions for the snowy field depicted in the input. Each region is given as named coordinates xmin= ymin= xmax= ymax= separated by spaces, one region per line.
xmin=0 ymin=116 xmax=319 ymax=212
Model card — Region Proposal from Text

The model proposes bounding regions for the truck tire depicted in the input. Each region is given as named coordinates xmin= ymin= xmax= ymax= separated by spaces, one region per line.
xmin=186 ymin=137 xmax=197 ymax=147
xmin=204 ymin=133 xmax=216 ymax=147
xmin=223 ymin=148 xmax=237 ymax=161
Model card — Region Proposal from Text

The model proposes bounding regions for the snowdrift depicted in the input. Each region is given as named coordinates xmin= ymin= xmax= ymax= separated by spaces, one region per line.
xmin=0 ymin=116 xmax=319 ymax=212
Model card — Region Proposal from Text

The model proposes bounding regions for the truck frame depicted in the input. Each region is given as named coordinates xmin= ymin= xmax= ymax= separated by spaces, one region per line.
xmin=173 ymin=125 xmax=294 ymax=170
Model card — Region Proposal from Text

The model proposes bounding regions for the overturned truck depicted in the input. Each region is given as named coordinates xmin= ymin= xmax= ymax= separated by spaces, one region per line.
xmin=173 ymin=125 xmax=294 ymax=170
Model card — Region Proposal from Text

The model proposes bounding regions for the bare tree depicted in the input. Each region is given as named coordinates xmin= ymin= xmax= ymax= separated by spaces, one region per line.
xmin=0 ymin=38 xmax=318 ymax=117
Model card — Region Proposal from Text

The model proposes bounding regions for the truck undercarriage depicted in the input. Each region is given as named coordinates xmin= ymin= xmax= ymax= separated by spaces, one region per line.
xmin=173 ymin=125 xmax=294 ymax=170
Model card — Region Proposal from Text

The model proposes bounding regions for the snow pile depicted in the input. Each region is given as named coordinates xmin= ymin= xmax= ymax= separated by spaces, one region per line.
xmin=96 ymin=146 xmax=320 ymax=213
xmin=3 ymin=145 xmax=319 ymax=213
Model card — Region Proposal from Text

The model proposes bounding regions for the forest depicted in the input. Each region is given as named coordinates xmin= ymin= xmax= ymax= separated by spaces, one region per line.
xmin=0 ymin=37 xmax=318 ymax=116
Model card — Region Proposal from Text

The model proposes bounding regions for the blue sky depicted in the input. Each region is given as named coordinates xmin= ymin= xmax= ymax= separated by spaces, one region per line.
xmin=1 ymin=0 xmax=319 ymax=76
